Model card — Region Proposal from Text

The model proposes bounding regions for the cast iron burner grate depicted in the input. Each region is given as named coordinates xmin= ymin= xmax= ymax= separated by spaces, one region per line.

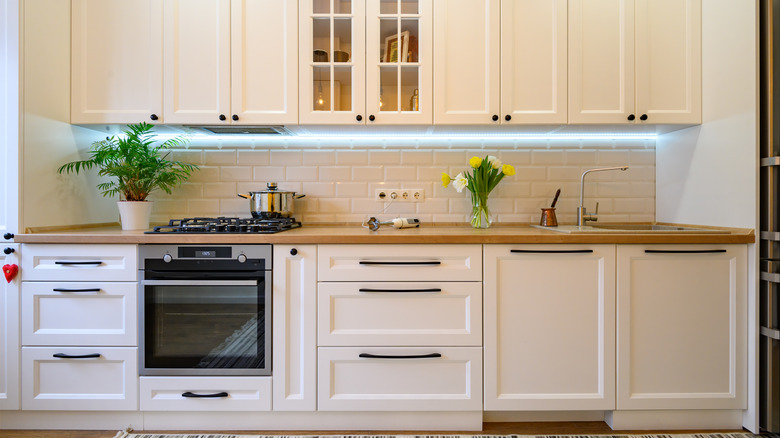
xmin=145 ymin=217 xmax=301 ymax=234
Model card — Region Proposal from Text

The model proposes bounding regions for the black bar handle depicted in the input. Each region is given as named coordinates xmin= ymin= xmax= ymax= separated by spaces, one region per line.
xmin=52 ymin=288 xmax=101 ymax=293
xmin=55 ymin=261 xmax=103 ymax=265
xmin=511 ymin=249 xmax=594 ymax=254
xmin=359 ymin=261 xmax=441 ymax=266
xmin=53 ymin=353 xmax=101 ymax=359
xmin=358 ymin=288 xmax=442 ymax=293
xmin=182 ymin=391 xmax=229 ymax=398
xmin=644 ymin=249 xmax=727 ymax=254
xmin=359 ymin=353 xmax=442 ymax=359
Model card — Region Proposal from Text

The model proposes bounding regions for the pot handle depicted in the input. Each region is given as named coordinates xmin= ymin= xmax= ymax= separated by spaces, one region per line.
xmin=237 ymin=194 xmax=250 ymax=199
xmin=295 ymin=194 xmax=306 ymax=199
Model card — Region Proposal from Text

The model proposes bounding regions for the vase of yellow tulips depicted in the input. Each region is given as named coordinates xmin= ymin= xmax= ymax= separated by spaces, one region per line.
xmin=441 ymin=155 xmax=515 ymax=228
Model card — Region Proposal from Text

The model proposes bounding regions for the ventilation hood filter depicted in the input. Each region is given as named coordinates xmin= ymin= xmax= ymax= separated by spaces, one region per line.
xmin=191 ymin=125 xmax=292 ymax=135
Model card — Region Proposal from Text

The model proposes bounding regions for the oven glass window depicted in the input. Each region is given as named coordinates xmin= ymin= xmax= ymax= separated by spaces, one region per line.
xmin=145 ymin=284 xmax=266 ymax=370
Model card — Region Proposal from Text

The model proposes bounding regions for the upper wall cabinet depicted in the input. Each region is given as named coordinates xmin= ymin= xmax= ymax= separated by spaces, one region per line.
xmin=71 ymin=0 xmax=163 ymax=124
xmin=299 ymin=0 xmax=433 ymax=125
xmin=433 ymin=0 xmax=567 ymax=125
xmin=568 ymin=0 xmax=701 ymax=124
xmin=163 ymin=0 xmax=298 ymax=125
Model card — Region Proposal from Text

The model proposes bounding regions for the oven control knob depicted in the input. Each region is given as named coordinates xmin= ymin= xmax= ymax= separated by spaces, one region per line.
xmin=237 ymin=253 xmax=247 ymax=263
xmin=163 ymin=253 xmax=172 ymax=263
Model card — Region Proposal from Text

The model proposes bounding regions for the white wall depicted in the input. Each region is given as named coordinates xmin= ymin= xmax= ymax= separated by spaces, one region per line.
xmin=656 ymin=0 xmax=758 ymax=229
xmin=1 ymin=0 xmax=19 ymax=236
xmin=22 ymin=0 xmax=115 ymax=230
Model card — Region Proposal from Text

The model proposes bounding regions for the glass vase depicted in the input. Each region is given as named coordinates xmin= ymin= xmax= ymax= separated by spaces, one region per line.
xmin=470 ymin=191 xmax=492 ymax=229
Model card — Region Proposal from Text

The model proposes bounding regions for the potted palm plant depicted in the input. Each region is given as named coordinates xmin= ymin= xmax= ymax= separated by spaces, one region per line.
xmin=58 ymin=122 xmax=198 ymax=230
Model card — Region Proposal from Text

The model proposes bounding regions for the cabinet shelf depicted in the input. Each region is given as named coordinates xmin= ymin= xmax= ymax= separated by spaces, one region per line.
xmin=761 ymin=157 xmax=780 ymax=167
xmin=761 ymin=231 xmax=780 ymax=241
xmin=761 ymin=326 xmax=780 ymax=341
xmin=761 ymin=271 xmax=780 ymax=283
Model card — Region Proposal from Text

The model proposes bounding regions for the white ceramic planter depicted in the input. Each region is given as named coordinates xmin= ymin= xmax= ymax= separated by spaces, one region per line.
xmin=117 ymin=201 xmax=153 ymax=231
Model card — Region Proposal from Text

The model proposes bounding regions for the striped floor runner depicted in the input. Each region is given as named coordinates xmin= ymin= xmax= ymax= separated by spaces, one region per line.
xmin=122 ymin=434 xmax=760 ymax=438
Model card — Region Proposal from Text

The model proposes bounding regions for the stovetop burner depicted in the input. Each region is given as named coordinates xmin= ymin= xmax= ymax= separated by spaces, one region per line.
xmin=145 ymin=217 xmax=301 ymax=234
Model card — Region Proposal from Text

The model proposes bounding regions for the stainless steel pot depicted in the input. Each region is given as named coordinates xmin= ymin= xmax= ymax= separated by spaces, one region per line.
xmin=238 ymin=182 xmax=305 ymax=219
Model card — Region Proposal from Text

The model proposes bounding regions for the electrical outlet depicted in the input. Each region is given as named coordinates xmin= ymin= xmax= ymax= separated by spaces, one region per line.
xmin=375 ymin=189 xmax=425 ymax=202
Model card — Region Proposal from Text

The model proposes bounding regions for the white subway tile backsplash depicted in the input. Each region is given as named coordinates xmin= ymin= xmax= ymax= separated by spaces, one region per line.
xmin=161 ymin=144 xmax=655 ymax=224
xmin=204 ymin=150 xmax=237 ymax=166
xmin=253 ymin=166 xmax=285 ymax=182
xmin=220 ymin=166 xmax=252 ymax=182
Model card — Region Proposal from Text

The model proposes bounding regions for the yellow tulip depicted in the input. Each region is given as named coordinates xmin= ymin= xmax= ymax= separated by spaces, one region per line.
xmin=441 ymin=173 xmax=452 ymax=187
xmin=469 ymin=156 xmax=482 ymax=168
xmin=502 ymin=164 xmax=516 ymax=176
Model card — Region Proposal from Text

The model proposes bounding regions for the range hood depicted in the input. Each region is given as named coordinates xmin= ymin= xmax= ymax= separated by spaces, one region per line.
xmin=188 ymin=125 xmax=292 ymax=135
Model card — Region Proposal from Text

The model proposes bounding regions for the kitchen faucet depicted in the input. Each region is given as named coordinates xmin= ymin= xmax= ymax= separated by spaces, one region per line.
xmin=577 ymin=166 xmax=629 ymax=227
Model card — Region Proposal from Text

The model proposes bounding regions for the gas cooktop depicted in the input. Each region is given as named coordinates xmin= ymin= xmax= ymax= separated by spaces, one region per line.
xmin=145 ymin=217 xmax=301 ymax=234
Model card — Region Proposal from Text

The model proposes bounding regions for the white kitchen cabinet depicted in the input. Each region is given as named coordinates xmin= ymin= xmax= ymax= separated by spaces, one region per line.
xmin=433 ymin=0 xmax=567 ymax=125
xmin=484 ymin=244 xmax=616 ymax=411
xmin=318 ymin=281 xmax=482 ymax=347
xmin=299 ymin=0 xmax=432 ymax=124
xmin=21 ymin=346 xmax=138 ymax=411
xmin=568 ymin=0 xmax=701 ymax=124
xmin=616 ymin=244 xmax=746 ymax=410
xmin=21 ymin=244 xmax=136 ymax=282
xmin=20 ymin=244 xmax=139 ymax=411
xmin=162 ymin=0 xmax=298 ymax=125
xmin=318 ymin=346 xmax=482 ymax=411
xmin=71 ymin=0 xmax=163 ymax=124
xmin=140 ymin=376 xmax=271 ymax=411
xmin=21 ymin=282 xmax=137 ymax=346
xmin=317 ymin=244 xmax=481 ymax=282
xmin=272 ymin=244 xmax=317 ymax=411
xmin=317 ymin=243 xmax=482 ymax=412
xmin=0 ymin=243 xmax=19 ymax=410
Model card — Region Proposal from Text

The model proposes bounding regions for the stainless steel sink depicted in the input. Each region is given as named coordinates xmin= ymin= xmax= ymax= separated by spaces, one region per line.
xmin=532 ymin=223 xmax=730 ymax=234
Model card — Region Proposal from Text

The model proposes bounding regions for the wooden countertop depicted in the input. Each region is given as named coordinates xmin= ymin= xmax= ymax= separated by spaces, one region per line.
xmin=13 ymin=222 xmax=756 ymax=244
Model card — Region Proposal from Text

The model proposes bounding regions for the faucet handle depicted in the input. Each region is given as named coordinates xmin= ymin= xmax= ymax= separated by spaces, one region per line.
xmin=594 ymin=202 xmax=599 ymax=215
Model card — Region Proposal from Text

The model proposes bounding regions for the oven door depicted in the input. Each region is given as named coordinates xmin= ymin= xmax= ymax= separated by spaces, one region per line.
xmin=140 ymin=279 xmax=271 ymax=376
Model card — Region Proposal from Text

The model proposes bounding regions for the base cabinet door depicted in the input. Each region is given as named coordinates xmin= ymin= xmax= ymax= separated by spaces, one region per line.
xmin=484 ymin=244 xmax=616 ymax=410
xmin=0 ymin=243 xmax=19 ymax=410
xmin=140 ymin=376 xmax=271 ymax=411
xmin=318 ymin=346 xmax=482 ymax=411
xmin=616 ymin=244 xmax=746 ymax=410
xmin=21 ymin=347 xmax=138 ymax=410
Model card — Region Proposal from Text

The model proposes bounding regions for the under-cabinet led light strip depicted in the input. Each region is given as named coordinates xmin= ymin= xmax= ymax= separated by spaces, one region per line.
xmin=148 ymin=133 xmax=658 ymax=142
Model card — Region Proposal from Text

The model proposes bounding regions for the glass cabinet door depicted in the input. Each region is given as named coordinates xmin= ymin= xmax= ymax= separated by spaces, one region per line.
xmin=299 ymin=0 xmax=365 ymax=123
xmin=366 ymin=0 xmax=432 ymax=124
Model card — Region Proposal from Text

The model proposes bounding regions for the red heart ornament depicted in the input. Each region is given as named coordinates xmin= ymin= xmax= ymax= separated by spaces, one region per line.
xmin=3 ymin=264 xmax=18 ymax=283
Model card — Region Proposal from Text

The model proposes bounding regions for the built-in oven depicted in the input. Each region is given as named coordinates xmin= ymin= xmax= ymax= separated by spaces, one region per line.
xmin=139 ymin=244 xmax=271 ymax=376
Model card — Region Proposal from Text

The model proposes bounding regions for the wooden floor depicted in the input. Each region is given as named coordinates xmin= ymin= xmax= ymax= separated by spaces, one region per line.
xmin=0 ymin=422 xmax=749 ymax=438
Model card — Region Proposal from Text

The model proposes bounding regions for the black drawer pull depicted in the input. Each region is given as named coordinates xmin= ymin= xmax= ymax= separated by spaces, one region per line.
xmin=359 ymin=353 xmax=442 ymax=359
xmin=358 ymin=288 xmax=442 ymax=293
xmin=53 ymin=353 xmax=101 ymax=359
xmin=55 ymin=261 xmax=103 ymax=265
xmin=52 ymin=288 xmax=101 ymax=293
xmin=182 ymin=391 xmax=229 ymax=398
xmin=359 ymin=261 xmax=441 ymax=266
xmin=510 ymin=249 xmax=594 ymax=254
xmin=644 ymin=249 xmax=727 ymax=254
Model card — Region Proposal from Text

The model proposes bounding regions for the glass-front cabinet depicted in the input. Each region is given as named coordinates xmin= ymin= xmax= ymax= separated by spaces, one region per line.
xmin=299 ymin=0 xmax=431 ymax=124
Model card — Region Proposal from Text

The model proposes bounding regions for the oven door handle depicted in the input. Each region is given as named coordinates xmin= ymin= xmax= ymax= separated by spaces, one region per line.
xmin=141 ymin=280 xmax=259 ymax=286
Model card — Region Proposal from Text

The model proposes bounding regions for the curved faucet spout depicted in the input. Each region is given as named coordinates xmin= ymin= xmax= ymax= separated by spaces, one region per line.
xmin=577 ymin=166 xmax=629 ymax=226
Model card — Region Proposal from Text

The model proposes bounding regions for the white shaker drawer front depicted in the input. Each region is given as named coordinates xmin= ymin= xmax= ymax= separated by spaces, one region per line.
xmin=21 ymin=244 xmax=137 ymax=282
xmin=21 ymin=282 xmax=137 ymax=346
xmin=318 ymin=282 xmax=482 ymax=346
xmin=140 ymin=376 xmax=272 ymax=411
xmin=21 ymin=347 xmax=138 ymax=411
xmin=317 ymin=244 xmax=481 ymax=282
xmin=318 ymin=347 xmax=482 ymax=411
